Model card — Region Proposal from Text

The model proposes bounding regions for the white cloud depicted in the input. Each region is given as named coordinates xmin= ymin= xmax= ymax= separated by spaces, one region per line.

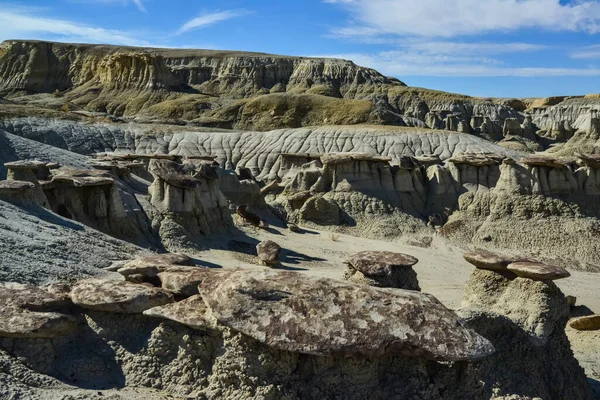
xmin=177 ymin=10 xmax=249 ymax=35
xmin=315 ymin=51 xmax=600 ymax=77
xmin=0 ymin=4 xmax=151 ymax=46
xmin=328 ymin=0 xmax=600 ymax=37
xmin=571 ymin=44 xmax=600 ymax=59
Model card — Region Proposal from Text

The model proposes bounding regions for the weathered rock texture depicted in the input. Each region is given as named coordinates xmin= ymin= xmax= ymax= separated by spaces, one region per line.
xmin=0 ymin=268 xmax=593 ymax=399
xmin=146 ymin=159 xmax=233 ymax=251
xmin=343 ymin=251 xmax=420 ymax=290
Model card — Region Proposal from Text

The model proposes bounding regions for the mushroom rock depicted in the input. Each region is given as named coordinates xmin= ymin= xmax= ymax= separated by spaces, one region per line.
xmin=463 ymin=250 xmax=521 ymax=271
xmin=444 ymin=114 xmax=460 ymax=131
xmin=4 ymin=160 xmax=50 ymax=207
xmin=507 ymin=261 xmax=571 ymax=281
xmin=275 ymin=153 xmax=323 ymax=183
xmin=256 ymin=240 xmax=282 ymax=266
xmin=201 ymin=269 xmax=494 ymax=361
xmin=0 ymin=180 xmax=37 ymax=205
xmin=143 ymin=295 xmax=209 ymax=330
xmin=70 ymin=279 xmax=174 ymax=314
xmin=462 ymin=267 xmax=570 ymax=345
xmin=45 ymin=167 xmax=130 ymax=237
xmin=502 ymin=118 xmax=525 ymax=139
xmin=343 ymin=251 xmax=420 ymax=290
xmin=425 ymin=112 xmax=444 ymax=129
xmin=568 ymin=315 xmax=600 ymax=331
xmin=479 ymin=117 xmax=503 ymax=141
xmin=148 ymin=159 xmax=233 ymax=239
xmin=521 ymin=114 xmax=536 ymax=139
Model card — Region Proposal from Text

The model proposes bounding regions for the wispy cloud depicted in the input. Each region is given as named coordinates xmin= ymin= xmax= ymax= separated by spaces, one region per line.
xmin=315 ymin=51 xmax=600 ymax=77
xmin=132 ymin=0 xmax=146 ymax=12
xmin=0 ymin=4 xmax=151 ymax=46
xmin=177 ymin=10 xmax=249 ymax=35
xmin=571 ymin=44 xmax=600 ymax=59
xmin=327 ymin=0 xmax=600 ymax=38
xmin=74 ymin=0 xmax=147 ymax=13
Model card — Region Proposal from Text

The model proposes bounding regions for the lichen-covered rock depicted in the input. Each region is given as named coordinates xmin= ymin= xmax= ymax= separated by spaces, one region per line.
xmin=256 ymin=241 xmax=281 ymax=266
xmin=0 ymin=282 xmax=71 ymax=310
xmin=507 ymin=261 xmax=571 ymax=281
xmin=118 ymin=253 xmax=194 ymax=282
xmin=158 ymin=268 xmax=213 ymax=296
xmin=70 ymin=279 xmax=174 ymax=313
xmin=0 ymin=307 xmax=78 ymax=338
xmin=201 ymin=269 xmax=494 ymax=360
xmin=568 ymin=315 xmax=600 ymax=331
xmin=143 ymin=295 xmax=209 ymax=330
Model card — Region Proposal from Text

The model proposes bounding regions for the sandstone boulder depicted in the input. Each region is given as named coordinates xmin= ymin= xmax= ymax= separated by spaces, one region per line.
xmin=507 ymin=262 xmax=570 ymax=281
xmin=343 ymin=251 xmax=420 ymax=290
xmin=568 ymin=315 xmax=600 ymax=331
xmin=158 ymin=268 xmax=213 ymax=296
xmin=143 ymin=295 xmax=209 ymax=330
xmin=256 ymin=240 xmax=282 ymax=266
xmin=0 ymin=282 xmax=71 ymax=310
xmin=463 ymin=251 xmax=518 ymax=271
xmin=201 ymin=270 xmax=494 ymax=360
xmin=0 ymin=308 xmax=78 ymax=338
xmin=70 ymin=279 xmax=174 ymax=313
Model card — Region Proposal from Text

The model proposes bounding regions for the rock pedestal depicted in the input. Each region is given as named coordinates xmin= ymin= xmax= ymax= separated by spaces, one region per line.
xmin=343 ymin=251 xmax=420 ymax=290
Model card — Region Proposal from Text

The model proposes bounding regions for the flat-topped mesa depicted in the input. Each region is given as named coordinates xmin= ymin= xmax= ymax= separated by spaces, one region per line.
xmin=147 ymin=159 xmax=232 ymax=238
xmin=43 ymin=167 xmax=128 ymax=234
xmin=0 ymin=180 xmax=38 ymax=205
xmin=4 ymin=160 xmax=51 ymax=207
xmin=201 ymin=269 xmax=494 ymax=361
xmin=462 ymin=254 xmax=571 ymax=345
xmin=343 ymin=251 xmax=420 ymax=290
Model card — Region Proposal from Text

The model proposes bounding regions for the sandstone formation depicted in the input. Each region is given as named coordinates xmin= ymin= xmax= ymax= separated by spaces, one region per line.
xmin=142 ymin=295 xmax=209 ymax=330
xmin=462 ymin=264 xmax=571 ymax=345
xmin=507 ymin=261 xmax=571 ymax=280
xmin=256 ymin=240 xmax=281 ymax=266
xmin=70 ymin=279 xmax=174 ymax=313
xmin=147 ymin=158 xmax=233 ymax=250
xmin=343 ymin=251 xmax=420 ymax=290
xmin=0 ymin=263 xmax=593 ymax=399
xmin=463 ymin=250 xmax=519 ymax=271
xmin=4 ymin=160 xmax=51 ymax=207
xmin=0 ymin=180 xmax=37 ymax=205
xmin=201 ymin=269 xmax=494 ymax=360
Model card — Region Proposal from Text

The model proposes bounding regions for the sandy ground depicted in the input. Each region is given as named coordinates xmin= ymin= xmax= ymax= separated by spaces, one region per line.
xmin=189 ymin=223 xmax=600 ymax=395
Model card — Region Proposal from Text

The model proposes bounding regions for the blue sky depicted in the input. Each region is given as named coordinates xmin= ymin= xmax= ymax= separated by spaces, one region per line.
xmin=0 ymin=0 xmax=599 ymax=97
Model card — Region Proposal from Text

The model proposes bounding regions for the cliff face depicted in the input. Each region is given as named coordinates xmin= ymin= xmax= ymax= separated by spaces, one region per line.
xmin=0 ymin=40 xmax=400 ymax=98
xmin=1 ymin=40 xmax=599 ymax=147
